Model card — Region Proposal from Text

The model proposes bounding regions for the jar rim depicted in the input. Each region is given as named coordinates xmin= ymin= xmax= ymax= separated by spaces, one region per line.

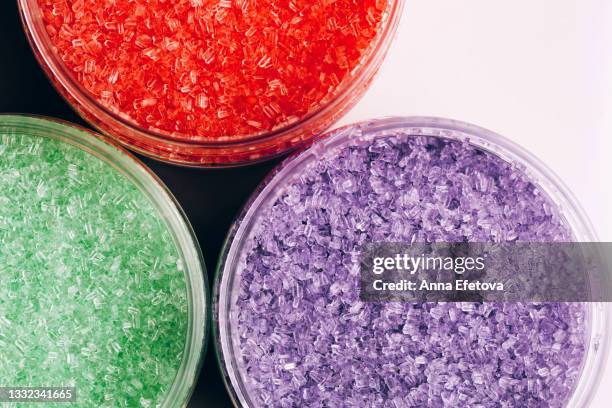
xmin=0 ymin=114 xmax=208 ymax=407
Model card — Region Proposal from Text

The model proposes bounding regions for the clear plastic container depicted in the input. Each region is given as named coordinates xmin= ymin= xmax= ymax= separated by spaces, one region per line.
xmin=213 ymin=117 xmax=610 ymax=407
xmin=0 ymin=115 xmax=208 ymax=407
xmin=18 ymin=1 xmax=404 ymax=167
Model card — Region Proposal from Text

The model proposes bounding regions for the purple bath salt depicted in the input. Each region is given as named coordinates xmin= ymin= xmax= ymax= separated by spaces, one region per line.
xmin=229 ymin=122 xmax=588 ymax=407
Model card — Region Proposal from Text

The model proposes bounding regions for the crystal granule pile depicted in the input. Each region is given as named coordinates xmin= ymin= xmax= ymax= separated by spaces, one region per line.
xmin=233 ymin=129 xmax=587 ymax=407
xmin=38 ymin=0 xmax=387 ymax=140
xmin=0 ymin=130 xmax=187 ymax=406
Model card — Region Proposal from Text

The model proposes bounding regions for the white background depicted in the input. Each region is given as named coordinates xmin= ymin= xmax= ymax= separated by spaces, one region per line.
xmin=339 ymin=0 xmax=612 ymax=405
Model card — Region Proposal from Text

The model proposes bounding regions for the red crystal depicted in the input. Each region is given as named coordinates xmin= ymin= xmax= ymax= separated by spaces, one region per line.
xmin=39 ymin=0 xmax=387 ymax=141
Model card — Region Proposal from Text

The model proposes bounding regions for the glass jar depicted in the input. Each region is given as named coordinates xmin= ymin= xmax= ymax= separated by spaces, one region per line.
xmin=213 ymin=117 xmax=610 ymax=407
xmin=0 ymin=114 xmax=208 ymax=407
xmin=18 ymin=1 xmax=404 ymax=167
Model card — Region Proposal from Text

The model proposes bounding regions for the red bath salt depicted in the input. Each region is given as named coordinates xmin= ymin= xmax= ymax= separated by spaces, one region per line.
xmin=38 ymin=0 xmax=388 ymax=141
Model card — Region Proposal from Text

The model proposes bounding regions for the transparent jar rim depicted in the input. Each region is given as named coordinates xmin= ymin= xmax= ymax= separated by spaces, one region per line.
xmin=213 ymin=116 xmax=611 ymax=408
xmin=0 ymin=114 xmax=208 ymax=407
xmin=18 ymin=0 xmax=405 ymax=165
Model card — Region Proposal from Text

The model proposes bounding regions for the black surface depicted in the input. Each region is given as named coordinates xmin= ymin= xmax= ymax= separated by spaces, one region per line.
xmin=1 ymin=3 xmax=284 ymax=407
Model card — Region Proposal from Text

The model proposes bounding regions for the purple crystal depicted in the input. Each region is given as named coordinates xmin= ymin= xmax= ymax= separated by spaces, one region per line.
xmin=231 ymin=126 xmax=587 ymax=407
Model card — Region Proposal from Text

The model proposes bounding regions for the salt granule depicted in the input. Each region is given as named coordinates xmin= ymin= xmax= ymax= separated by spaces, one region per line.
xmin=0 ymin=130 xmax=187 ymax=406
xmin=233 ymin=129 xmax=587 ymax=407
xmin=38 ymin=0 xmax=387 ymax=140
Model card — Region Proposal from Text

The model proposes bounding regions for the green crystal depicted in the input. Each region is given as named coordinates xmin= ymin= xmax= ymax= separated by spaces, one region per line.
xmin=0 ymin=120 xmax=188 ymax=407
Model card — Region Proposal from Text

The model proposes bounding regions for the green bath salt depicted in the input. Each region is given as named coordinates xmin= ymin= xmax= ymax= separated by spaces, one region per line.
xmin=0 ymin=116 xmax=195 ymax=407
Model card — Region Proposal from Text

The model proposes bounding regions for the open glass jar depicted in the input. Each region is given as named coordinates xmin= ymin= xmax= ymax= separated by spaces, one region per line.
xmin=214 ymin=117 xmax=610 ymax=407
xmin=0 ymin=115 xmax=208 ymax=407
xmin=19 ymin=0 xmax=404 ymax=167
